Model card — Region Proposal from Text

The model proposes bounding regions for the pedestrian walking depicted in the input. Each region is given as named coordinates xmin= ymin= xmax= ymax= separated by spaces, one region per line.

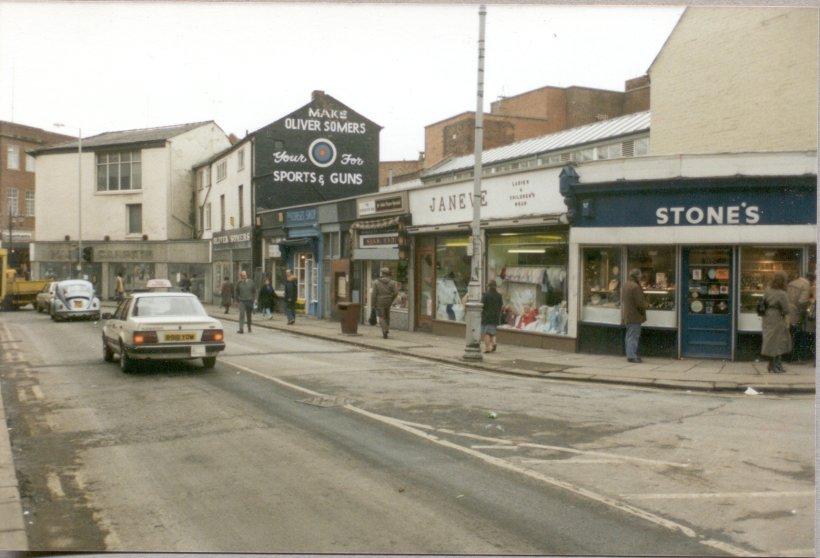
xmin=786 ymin=272 xmax=814 ymax=362
xmin=804 ymin=278 xmax=816 ymax=363
xmin=370 ymin=267 xmax=399 ymax=339
xmin=114 ymin=272 xmax=125 ymax=302
xmin=761 ymin=271 xmax=792 ymax=373
xmin=622 ymin=268 xmax=648 ymax=363
xmin=259 ymin=276 xmax=276 ymax=319
xmin=234 ymin=271 xmax=255 ymax=334
xmin=179 ymin=272 xmax=192 ymax=293
xmin=481 ymin=279 xmax=503 ymax=353
xmin=284 ymin=270 xmax=298 ymax=325
xmin=220 ymin=276 xmax=233 ymax=314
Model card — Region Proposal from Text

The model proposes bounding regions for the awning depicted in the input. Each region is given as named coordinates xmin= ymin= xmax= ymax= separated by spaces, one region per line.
xmin=277 ymin=237 xmax=315 ymax=249
xmin=351 ymin=215 xmax=403 ymax=231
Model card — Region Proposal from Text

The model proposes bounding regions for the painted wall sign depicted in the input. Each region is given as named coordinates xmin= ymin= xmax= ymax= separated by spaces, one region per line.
xmin=359 ymin=232 xmax=399 ymax=248
xmin=255 ymin=92 xmax=380 ymax=211
xmin=573 ymin=182 xmax=816 ymax=228
xmin=212 ymin=226 xmax=253 ymax=249
xmin=409 ymin=167 xmax=565 ymax=227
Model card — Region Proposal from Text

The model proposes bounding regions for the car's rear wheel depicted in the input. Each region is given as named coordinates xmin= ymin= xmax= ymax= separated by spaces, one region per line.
xmin=202 ymin=357 xmax=216 ymax=369
xmin=103 ymin=337 xmax=115 ymax=362
xmin=119 ymin=341 xmax=135 ymax=373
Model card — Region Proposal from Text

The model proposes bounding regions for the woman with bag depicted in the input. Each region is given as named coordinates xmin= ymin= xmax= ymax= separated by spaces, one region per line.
xmin=761 ymin=271 xmax=792 ymax=373
xmin=481 ymin=280 xmax=504 ymax=353
xmin=258 ymin=277 xmax=276 ymax=319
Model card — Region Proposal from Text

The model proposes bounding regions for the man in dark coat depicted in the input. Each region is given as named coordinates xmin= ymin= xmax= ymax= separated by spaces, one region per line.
xmin=481 ymin=280 xmax=503 ymax=353
xmin=234 ymin=270 xmax=255 ymax=334
xmin=370 ymin=267 xmax=399 ymax=339
xmin=284 ymin=270 xmax=298 ymax=325
xmin=220 ymin=276 xmax=233 ymax=314
xmin=622 ymin=268 xmax=647 ymax=363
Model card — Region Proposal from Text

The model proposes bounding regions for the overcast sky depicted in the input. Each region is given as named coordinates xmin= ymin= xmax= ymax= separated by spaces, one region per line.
xmin=0 ymin=2 xmax=683 ymax=160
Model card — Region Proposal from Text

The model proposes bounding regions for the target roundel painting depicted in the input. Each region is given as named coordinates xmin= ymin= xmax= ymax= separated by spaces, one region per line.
xmin=254 ymin=91 xmax=381 ymax=212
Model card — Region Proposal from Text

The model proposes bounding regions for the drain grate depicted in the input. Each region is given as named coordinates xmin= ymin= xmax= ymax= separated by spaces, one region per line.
xmin=297 ymin=395 xmax=352 ymax=408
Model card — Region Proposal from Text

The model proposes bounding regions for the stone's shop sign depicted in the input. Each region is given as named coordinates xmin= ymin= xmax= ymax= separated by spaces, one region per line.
xmin=255 ymin=92 xmax=380 ymax=212
xmin=357 ymin=194 xmax=405 ymax=218
xmin=574 ymin=184 xmax=817 ymax=228
xmin=409 ymin=167 xmax=565 ymax=227
xmin=212 ymin=227 xmax=252 ymax=249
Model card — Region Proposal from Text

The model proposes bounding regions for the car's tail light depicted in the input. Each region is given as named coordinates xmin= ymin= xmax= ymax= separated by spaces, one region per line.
xmin=202 ymin=329 xmax=224 ymax=342
xmin=133 ymin=331 xmax=158 ymax=345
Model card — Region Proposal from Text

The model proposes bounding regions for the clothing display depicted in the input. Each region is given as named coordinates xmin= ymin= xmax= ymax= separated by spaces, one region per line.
xmin=436 ymin=277 xmax=464 ymax=321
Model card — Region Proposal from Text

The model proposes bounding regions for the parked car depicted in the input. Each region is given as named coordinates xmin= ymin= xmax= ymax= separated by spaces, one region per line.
xmin=101 ymin=291 xmax=225 ymax=373
xmin=50 ymin=280 xmax=101 ymax=321
xmin=36 ymin=281 xmax=58 ymax=313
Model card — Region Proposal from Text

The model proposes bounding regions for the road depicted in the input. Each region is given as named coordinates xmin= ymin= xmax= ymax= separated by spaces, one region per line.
xmin=0 ymin=309 xmax=813 ymax=555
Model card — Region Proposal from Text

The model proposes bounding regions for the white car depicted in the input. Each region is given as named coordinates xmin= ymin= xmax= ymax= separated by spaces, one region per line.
xmin=101 ymin=292 xmax=225 ymax=373
xmin=36 ymin=281 xmax=57 ymax=313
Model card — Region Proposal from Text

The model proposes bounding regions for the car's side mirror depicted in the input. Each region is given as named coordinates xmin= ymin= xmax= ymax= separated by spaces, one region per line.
xmin=101 ymin=312 xmax=113 ymax=320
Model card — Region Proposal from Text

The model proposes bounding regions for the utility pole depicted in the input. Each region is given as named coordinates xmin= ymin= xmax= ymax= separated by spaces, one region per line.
xmin=463 ymin=4 xmax=486 ymax=362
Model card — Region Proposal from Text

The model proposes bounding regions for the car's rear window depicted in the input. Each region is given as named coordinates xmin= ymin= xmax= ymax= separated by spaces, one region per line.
xmin=132 ymin=296 xmax=207 ymax=318
xmin=62 ymin=284 xmax=92 ymax=296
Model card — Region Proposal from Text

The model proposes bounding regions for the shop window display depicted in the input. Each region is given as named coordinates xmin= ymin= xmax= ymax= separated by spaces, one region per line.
xmin=435 ymin=236 xmax=470 ymax=322
xmin=686 ymin=248 xmax=731 ymax=316
xmin=627 ymin=246 xmax=676 ymax=311
xmin=583 ymin=247 xmax=622 ymax=305
xmin=740 ymin=247 xmax=801 ymax=314
xmin=486 ymin=231 xmax=569 ymax=336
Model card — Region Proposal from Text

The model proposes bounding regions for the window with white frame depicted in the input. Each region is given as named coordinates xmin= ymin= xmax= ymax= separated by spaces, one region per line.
xmin=634 ymin=137 xmax=649 ymax=157
xmin=7 ymin=188 xmax=18 ymax=215
xmin=196 ymin=168 xmax=205 ymax=190
xmin=596 ymin=143 xmax=622 ymax=160
xmin=205 ymin=203 xmax=212 ymax=230
xmin=25 ymin=154 xmax=35 ymax=172
xmin=237 ymin=149 xmax=245 ymax=170
xmin=25 ymin=191 xmax=34 ymax=216
xmin=97 ymin=151 xmax=141 ymax=191
xmin=204 ymin=166 xmax=211 ymax=186
xmin=238 ymin=185 xmax=244 ymax=227
xmin=199 ymin=206 xmax=204 ymax=232
xmin=217 ymin=160 xmax=227 ymax=181
xmin=572 ymin=148 xmax=595 ymax=163
xmin=6 ymin=145 xmax=19 ymax=170
xmin=127 ymin=204 xmax=142 ymax=234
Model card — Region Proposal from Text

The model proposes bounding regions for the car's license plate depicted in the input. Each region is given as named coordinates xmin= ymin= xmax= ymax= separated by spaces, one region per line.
xmin=166 ymin=333 xmax=196 ymax=341
xmin=191 ymin=345 xmax=207 ymax=357
xmin=73 ymin=300 xmax=83 ymax=308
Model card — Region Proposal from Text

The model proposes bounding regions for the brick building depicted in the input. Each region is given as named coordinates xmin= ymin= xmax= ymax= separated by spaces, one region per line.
xmin=378 ymin=158 xmax=424 ymax=187
xmin=0 ymin=122 xmax=73 ymax=270
xmin=423 ymin=79 xmax=650 ymax=169
xmin=648 ymin=7 xmax=818 ymax=155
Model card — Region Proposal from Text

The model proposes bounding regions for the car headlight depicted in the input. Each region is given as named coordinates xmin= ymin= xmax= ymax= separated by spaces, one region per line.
xmin=55 ymin=300 xmax=64 ymax=308
xmin=91 ymin=299 xmax=99 ymax=308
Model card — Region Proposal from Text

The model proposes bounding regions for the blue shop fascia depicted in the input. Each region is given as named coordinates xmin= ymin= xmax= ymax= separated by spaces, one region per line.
xmin=258 ymin=197 xmax=357 ymax=318
xmin=562 ymin=153 xmax=816 ymax=361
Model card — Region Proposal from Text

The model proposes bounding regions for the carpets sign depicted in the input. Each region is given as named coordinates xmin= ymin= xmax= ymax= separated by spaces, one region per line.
xmin=255 ymin=91 xmax=381 ymax=211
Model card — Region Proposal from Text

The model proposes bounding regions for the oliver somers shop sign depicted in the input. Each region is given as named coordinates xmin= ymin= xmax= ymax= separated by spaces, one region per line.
xmin=255 ymin=91 xmax=381 ymax=211
xmin=212 ymin=227 xmax=252 ymax=250
xmin=409 ymin=167 xmax=566 ymax=227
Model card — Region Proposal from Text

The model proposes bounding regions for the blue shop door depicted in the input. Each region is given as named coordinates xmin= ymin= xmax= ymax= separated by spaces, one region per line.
xmin=681 ymin=247 xmax=733 ymax=359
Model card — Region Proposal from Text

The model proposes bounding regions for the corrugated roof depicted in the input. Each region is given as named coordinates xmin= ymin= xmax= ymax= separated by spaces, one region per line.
xmin=33 ymin=121 xmax=214 ymax=153
xmin=423 ymin=111 xmax=650 ymax=177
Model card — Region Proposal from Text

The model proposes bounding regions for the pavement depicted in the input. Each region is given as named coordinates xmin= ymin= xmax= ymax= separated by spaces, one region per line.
xmin=200 ymin=303 xmax=816 ymax=394
xmin=0 ymin=320 xmax=29 ymax=550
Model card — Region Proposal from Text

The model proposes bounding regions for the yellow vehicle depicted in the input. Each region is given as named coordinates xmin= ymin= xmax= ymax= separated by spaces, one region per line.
xmin=0 ymin=249 xmax=49 ymax=310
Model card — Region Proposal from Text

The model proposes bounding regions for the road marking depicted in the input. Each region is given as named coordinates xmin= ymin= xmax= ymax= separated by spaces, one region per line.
xmin=221 ymin=358 xmax=756 ymax=557
xmin=625 ymin=490 xmax=815 ymax=500
xmin=31 ymin=386 xmax=44 ymax=400
xmin=520 ymin=458 xmax=623 ymax=465
xmin=46 ymin=472 xmax=65 ymax=499
xmin=394 ymin=418 xmax=435 ymax=430
xmin=436 ymin=428 xmax=515 ymax=445
xmin=518 ymin=442 xmax=691 ymax=468
xmin=470 ymin=444 xmax=518 ymax=450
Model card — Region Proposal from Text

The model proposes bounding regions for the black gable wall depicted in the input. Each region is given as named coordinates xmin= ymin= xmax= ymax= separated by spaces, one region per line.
xmin=254 ymin=91 xmax=380 ymax=211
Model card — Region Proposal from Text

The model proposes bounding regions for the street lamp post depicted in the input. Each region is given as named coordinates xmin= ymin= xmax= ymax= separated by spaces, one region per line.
xmin=54 ymin=124 xmax=82 ymax=276
xmin=463 ymin=4 xmax=487 ymax=362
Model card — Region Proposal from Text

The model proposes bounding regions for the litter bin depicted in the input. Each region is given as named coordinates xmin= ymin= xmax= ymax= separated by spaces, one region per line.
xmin=337 ymin=301 xmax=360 ymax=335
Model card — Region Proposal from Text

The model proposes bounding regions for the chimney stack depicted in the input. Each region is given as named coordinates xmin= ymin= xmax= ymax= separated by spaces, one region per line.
xmin=312 ymin=90 xmax=325 ymax=101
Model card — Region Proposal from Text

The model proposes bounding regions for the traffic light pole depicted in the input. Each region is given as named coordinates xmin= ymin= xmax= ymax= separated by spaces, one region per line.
xmin=77 ymin=129 xmax=83 ymax=276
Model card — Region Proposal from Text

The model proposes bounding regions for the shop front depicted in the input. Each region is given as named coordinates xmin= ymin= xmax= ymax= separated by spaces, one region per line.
xmin=280 ymin=206 xmax=321 ymax=317
xmin=408 ymin=167 xmax=575 ymax=351
xmin=318 ymin=199 xmax=356 ymax=320
xmin=32 ymin=240 xmax=211 ymax=300
xmin=211 ymin=226 xmax=253 ymax=302
xmin=568 ymin=174 xmax=816 ymax=360
xmin=351 ymin=192 xmax=411 ymax=330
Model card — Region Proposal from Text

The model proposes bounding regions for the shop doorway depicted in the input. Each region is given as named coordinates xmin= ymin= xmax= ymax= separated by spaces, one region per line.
xmin=415 ymin=238 xmax=435 ymax=330
xmin=295 ymin=251 xmax=316 ymax=314
xmin=681 ymin=247 xmax=733 ymax=359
